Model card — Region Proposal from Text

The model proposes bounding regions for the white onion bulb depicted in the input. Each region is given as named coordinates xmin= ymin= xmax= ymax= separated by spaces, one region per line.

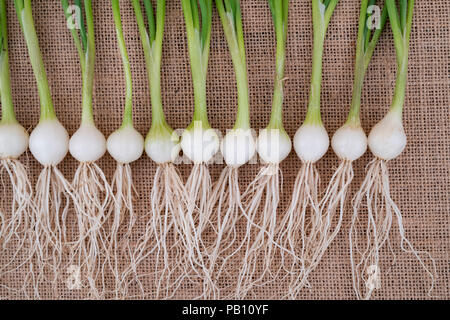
xmin=145 ymin=130 xmax=181 ymax=164
xmin=293 ymin=123 xmax=329 ymax=163
xmin=107 ymin=125 xmax=144 ymax=164
xmin=0 ymin=122 xmax=29 ymax=159
xmin=69 ymin=123 xmax=106 ymax=163
xmin=332 ymin=123 xmax=367 ymax=161
xmin=256 ymin=128 xmax=292 ymax=164
xmin=221 ymin=128 xmax=256 ymax=167
xmin=29 ymin=119 xmax=69 ymax=166
xmin=368 ymin=111 xmax=407 ymax=161
xmin=181 ymin=125 xmax=220 ymax=164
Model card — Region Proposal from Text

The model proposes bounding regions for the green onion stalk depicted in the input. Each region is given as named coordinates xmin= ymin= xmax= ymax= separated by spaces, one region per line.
xmin=15 ymin=0 xmax=78 ymax=299
xmin=197 ymin=0 xmax=256 ymax=299
xmin=180 ymin=0 xmax=219 ymax=234
xmin=234 ymin=0 xmax=291 ymax=300
xmin=122 ymin=0 xmax=192 ymax=300
xmin=350 ymin=0 xmax=435 ymax=300
xmin=0 ymin=0 xmax=35 ymax=297
xmin=280 ymin=0 xmax=339 ymax=299
xmin=61 ymin=0 xmax=113 ymax=300
xmin=105 ymin=0 xmax=145 ymax=300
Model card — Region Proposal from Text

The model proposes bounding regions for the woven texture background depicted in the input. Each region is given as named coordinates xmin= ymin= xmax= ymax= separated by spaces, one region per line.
xmin=1 ymin=0 xmax=449 ymax=299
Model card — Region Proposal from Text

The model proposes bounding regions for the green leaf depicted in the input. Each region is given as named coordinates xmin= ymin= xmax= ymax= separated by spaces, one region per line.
xmin=199 ymin=0 xmax=212 ymax=51
xmin=268 ymin=0 xmax=275 ymax=22
xmin=283 ymin=0 xmax=289 ymax=30
xmin=0 ymin=0 xmax=6 ymax=54
xmin=61 ymin=0 xmax=70 ymax=18
xmin=143 ymin=0 xmax=156 ymax=42
xmin=190 ymin=0 xmax=200 ymax=30
xmin=0 ymin=8 xmax=4 ymax=53
xmin=399 ymin=0 xmax=407 ymax=30
xmin=226 ymin=0 xmax=237 ymax=25
xmin=14 ymin=0 xmax=24 ymax=15
xmin=13 ymin=0 xmax=24 ymax=29
xmin=386 ymin=0 xmax=404 ymax=56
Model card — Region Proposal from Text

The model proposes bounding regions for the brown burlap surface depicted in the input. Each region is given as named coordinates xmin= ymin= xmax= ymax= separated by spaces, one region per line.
xmin=1 ymin=0 xmax=448 ymax=299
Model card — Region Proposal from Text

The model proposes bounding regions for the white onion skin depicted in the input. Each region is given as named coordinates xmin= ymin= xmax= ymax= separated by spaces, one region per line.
xmin=181 ymin=126 xmax=220 ymax=164
xmin=220 ymin=128 xmax=256 ymax=168
xmin=29 ymin=119 xmax=69 ymax=166
xmin=0 ymin=122 xmax=29 ymax=159
xmin=332 ymin=123 xmax=367 ymax=161
xmin=69 ymin=123 xmax=106 ymax=163
xmin=256 ymin=128 xmax=292 ymax=164
xmin=368 ymin=111 xmax=407 ymax=161
xmin=293 ymin=123 xmax=329 ymax=163
xmin=145 ymin=130 xmax=181 ymax=164
xmin=107 ymin=125 xmax=144 ymax=164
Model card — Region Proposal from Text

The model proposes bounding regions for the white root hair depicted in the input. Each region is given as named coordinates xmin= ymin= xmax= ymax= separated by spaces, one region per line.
xmin=151 ymin=164 xmax=191 ymax=299
xmin=31 ymin=165 xmax=78 ymax=299
xmin=350 ymin=158 xmax=436 ymax=300
xmin=183 ymin=163 xmax=217 ymax=298
xmin=0 ymin=159 xmax=35 ymax=299
xmin=279 ymin=160 xmax=354 ymax=299
xmin=276 ymin=162 xmax=321 ymax=299
xmin=201 ymin=166 xmax=245 ymax=299
xmin=234 ymin=164 xmax=281 ymax=299
xmin=105 ymin=163 xmax=138 ymax=299
xmin=122 ymin=163 xmax=190 ymax=300
xmin=69 ymin=162 xmax=113 ymax=299
xmin=279 ymin=160 xmax=352 ymax=297
xmin=186 ymin=163 xmax=212 ymax=234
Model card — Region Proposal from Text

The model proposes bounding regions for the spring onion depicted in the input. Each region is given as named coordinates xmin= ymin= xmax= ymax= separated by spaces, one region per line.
xmin=180 ymin=0 xmax=219 ymax=225
xmin=106 ymin=0 xmax=145 ymax=300
xmin=237 ymin=0 xmax=291 ymax=300
xmin=200 ymin=0 xmax=256 ymax=299
xmin=61 ymin=0 xmax=113 ymax=299
xmin=178 ymin=0 xmax=218 ymax=294
xmin=107 ymin=1 xmax=144 ymax=167
xmin=350 ymin=0 xmax=436 ymax=300
xmin=15 ymin=0 xmax=77 ymax=298
xmin=280 ymin=0 xmax=339 ymax=299
xmin=0 ymin=0 xmax=34 ymax=296
xmin=123 ymin=0 xmax=192 ymax=300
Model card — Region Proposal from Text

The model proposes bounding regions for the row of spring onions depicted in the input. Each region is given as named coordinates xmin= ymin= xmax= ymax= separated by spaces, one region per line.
xmin=0 ymin=0 xmax=436 ymax=300
xmin=282 ymin=0 xmax=388 ymax=299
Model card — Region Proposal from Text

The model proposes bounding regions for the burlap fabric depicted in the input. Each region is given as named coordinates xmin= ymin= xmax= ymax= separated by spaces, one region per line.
xmin=0 ymin=0 xmax=448 ymax=299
